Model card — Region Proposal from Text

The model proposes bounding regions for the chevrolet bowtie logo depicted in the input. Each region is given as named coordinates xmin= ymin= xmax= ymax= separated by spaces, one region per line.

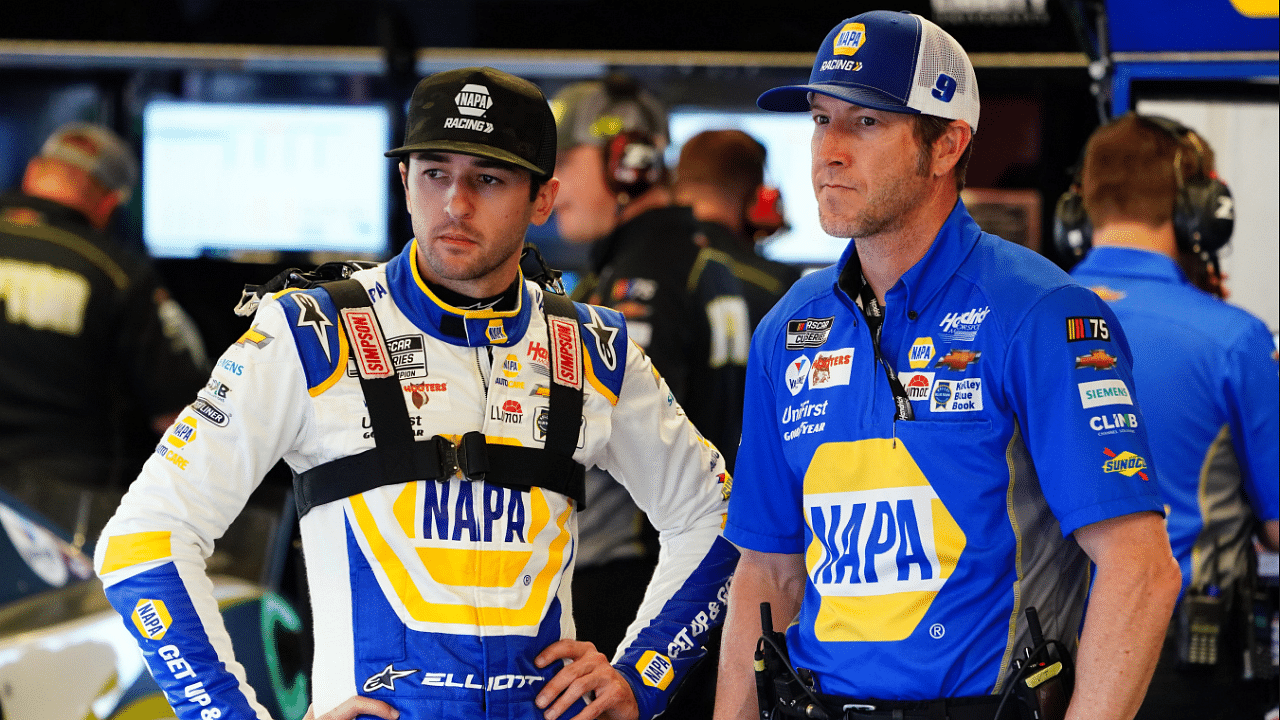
xmin=363 ymin=663 xmax=418 ymax=692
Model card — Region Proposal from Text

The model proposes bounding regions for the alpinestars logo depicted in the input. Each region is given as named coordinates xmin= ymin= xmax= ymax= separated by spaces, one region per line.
xmin=364 ymin=664 xmax=418 ymax=692
xmin=446 ymin=83 xmax=494 ymax=133
xmin=586 ymin=306 xmax=619 ymax=371
xmin=293 ymin=293 xmax=334 ymax=361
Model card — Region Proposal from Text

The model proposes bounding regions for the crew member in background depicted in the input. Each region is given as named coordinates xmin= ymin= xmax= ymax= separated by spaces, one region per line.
xmin=96 ymin=66 xmax=736 ymax=720
xmin=716 ymin=11 xmax=1181 ymax=720
xmin=1067 ymin=112 xmax=1279 ymax=720
xmin=550 ymin=74 xmax=748 ymax=718
xmin=674 ymin=129 xmax=801 ymax=330
xmin=0 ymin=122 xmax=207 ymax=541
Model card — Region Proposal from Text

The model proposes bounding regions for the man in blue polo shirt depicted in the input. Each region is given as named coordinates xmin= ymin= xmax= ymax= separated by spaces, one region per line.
xmin=1069 ymin=113 xmax=1279 ymax=720
xmin=714 ymin=11 xmax=1182 ymax=720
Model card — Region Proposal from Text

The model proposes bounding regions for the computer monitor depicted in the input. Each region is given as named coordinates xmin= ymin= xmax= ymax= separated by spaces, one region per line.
xmin=668 ymin=109 xmax=844 ymax=267
xmin=142 ymin=100 xmax=392 ymax=260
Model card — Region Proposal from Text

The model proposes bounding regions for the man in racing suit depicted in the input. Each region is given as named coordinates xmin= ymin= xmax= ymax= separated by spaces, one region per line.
xmin=95 ymin=66 xmax=738 ymax=720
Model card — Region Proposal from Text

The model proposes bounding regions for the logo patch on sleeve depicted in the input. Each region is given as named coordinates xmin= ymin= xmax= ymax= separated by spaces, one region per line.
xmin=132 ymin=598 xmax=172 ymax=640
xmin=1102 ymin=447 xmax=1149 ymax=480
xmin=1075 ymin=349 xmax=1118 ymax=371
xmin=341 ymin=308 xmax=394 ymax=379
xmin=1078 ymin=379 xmax=1132 ymax=408
xmin=809 ymin=348 xmax=854 ymax=389
xmin=1066 ymin=316 xmax=1110 ymax=342
xmin=786 ymin=317 xmax=835 ymax=350
xmin=636 ymin=651 xmax=674 ymax=690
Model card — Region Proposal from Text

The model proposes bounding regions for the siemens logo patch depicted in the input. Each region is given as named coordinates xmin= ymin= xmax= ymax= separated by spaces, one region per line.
xmin=1078 ymin=379 xmax=1132 ymax=409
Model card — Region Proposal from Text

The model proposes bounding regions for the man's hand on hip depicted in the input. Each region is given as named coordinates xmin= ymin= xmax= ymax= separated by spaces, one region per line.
xmin=535 ymin=639 xmax=640 ymax=720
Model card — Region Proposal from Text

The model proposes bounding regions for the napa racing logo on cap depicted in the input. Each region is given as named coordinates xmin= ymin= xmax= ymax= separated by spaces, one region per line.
xmin=1078 ymin=379 xmax=1132 ymax=409
xmin=833 ymin=22 xmax=866 ymax=56
xmin=908 ymin=337 xmax=935 ymax=369
xmin=132 ymin=598 xmax=172 ymax=640
xmin=786 ymin=355 xmax=812 ymax=396
xmin=1102 ymin=447 xmax=1149 ymax=480
xmin=446 ymin=83 xmax=495 ymax=133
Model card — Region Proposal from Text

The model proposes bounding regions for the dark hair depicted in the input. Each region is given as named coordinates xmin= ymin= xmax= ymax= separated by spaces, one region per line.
xmin=401 ymin=153 xmax=547 ymax=202
xmin=912 ymin=115 xmax=973 ymax=193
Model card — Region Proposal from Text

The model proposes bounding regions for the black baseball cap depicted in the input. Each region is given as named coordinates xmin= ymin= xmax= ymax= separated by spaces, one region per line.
xmin=386 ymin=66 xmax=557 ymax=178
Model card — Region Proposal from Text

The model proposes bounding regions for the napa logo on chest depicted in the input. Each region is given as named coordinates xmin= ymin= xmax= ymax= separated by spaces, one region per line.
xmin=802 ymin=439 xmax=966 ymax=642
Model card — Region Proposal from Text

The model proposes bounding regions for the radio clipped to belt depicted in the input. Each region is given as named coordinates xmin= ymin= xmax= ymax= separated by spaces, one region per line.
xmin=995 ymin=607 xmax=1074 ymax=720
xmin=754 ymin=602 xmax=832 ymax=720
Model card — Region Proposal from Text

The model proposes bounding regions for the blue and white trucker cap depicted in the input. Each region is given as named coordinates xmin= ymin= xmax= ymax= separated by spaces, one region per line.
xmin=758 ymin=10 xmax=980 ymax=132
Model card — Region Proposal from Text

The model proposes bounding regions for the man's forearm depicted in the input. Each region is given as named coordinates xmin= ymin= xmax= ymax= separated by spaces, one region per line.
xmin=713 ymin=549 xmax=806 ymax=720
xmin=1066 ymin=514 xmax=1181 ymax=720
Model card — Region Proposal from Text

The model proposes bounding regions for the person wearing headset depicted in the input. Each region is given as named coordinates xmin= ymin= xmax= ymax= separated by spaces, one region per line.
xmin=1063 ymin=112 xmax=1279 ymax=720
xmin=674 ymin=129 xmax=801 ymax=331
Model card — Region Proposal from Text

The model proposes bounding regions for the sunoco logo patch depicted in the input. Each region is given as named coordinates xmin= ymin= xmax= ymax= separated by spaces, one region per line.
xmin=132 ymin=598 xmax=172 ymax=640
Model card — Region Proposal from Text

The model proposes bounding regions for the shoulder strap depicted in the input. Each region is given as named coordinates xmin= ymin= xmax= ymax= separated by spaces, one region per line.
xmin=292 ymin=280 xmax=588 ymax=518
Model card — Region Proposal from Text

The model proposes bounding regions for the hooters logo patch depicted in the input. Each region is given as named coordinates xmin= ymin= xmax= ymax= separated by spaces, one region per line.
xmin=341 ymin=308 xmax=394 ymax=379
xmin=548 ymin=317 xmax=582 ymax=390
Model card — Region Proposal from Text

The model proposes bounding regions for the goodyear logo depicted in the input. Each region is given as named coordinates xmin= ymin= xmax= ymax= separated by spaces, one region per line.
xmin=636 ymin=651 xmax=674 ymax=690
xmin=803 ymin=439 xmax=965 ymax=642
xmin=132 ymin=598 xmax=172 ymax=640
xmin=833 ymin=22 xmax=866 ymax=56
xmin=1102 ymin=448 xmax=1149 ymax=480
xmin=908 ymin=337 xmax=935 ymax=369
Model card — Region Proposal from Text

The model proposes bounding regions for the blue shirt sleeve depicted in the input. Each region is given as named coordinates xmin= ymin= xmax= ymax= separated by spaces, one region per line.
xmin=725 ymin=322 xmax=806 ymax=553
xmin=1223 ymin=321 xmax=1280 ymax=522
xmin=1001 ymin=285 xmax=1164 ymax=536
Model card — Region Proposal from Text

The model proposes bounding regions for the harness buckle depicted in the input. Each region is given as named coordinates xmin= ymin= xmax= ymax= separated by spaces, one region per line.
xmin=433 ymin=435 xmax=459 ymax=480
xmin=432 ymin=433 xmax=490 ymax=481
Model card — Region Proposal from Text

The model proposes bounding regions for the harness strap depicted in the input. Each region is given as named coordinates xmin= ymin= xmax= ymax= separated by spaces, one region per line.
xmin=291 ymin=279 xmax=588 ymax=518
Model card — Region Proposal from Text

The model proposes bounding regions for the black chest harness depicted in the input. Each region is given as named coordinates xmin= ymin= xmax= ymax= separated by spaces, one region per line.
xmin=290 ymin=278 xmax=587 ymax=518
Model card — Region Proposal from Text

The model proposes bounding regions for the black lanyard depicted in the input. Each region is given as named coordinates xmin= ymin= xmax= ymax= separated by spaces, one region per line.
xmin=854 ymin=274 xmax=915 ymax=422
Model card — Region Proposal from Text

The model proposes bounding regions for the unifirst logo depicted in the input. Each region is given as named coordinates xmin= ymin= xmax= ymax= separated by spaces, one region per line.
xmin=455 ymin=84 xmax=492 ymax=117
xmin=833 ymin=22 xmax=866 ymax=56
xmin=132 ymin=598 xmax=172 ymax=640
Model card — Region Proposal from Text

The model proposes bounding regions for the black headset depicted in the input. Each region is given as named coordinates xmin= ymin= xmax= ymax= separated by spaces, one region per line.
xmin=594 ymin=73 xmax=667 ymax=204
xmin=1053 ymin=114 xmax=1235 ymax=263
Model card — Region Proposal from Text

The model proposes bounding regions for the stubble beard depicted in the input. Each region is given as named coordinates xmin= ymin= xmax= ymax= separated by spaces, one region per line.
xmin=819 ymin=146 xmax=933 ymax=240
xmin=419 ymin=223 xmax=524 ymax=286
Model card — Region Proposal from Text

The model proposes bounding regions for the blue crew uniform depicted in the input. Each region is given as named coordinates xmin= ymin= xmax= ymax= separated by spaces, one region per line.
xmin=726 ymin=202 xmax=1164 ymax=701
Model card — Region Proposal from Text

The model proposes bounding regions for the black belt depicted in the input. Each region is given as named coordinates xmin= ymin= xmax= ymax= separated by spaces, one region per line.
xmin=814 ymin=692 xmax=1013 ymax=720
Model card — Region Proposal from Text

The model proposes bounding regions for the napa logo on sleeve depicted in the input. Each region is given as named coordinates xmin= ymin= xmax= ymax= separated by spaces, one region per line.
xmin=635 ymin=651 xmax=674 ymax=690
xmin=132 ymin=598 xmax=172 ymax=640
xmin=803 ymin=439 xmax=966 ymax=642
xmin=1078 ymin=379 xmax=1132 ymax=408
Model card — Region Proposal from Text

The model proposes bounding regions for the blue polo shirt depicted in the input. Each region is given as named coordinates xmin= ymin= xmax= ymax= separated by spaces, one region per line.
xmin=726 ymin=202 xmax=1163 ymax=701
xmin=1072 ymin=247 xmax=1278 ymax=600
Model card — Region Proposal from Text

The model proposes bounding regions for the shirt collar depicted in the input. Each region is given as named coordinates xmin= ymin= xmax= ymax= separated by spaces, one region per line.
xmin=1072 ymin=246 xmax=1190 ymax=286
xmin=386 ymin=239 xmax=532 ymax=348
xmin=836 ymin=199 xmax=982 ymax=314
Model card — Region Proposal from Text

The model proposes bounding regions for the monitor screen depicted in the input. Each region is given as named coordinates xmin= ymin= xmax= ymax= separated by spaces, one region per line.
xmin=142 ymin=100 xmax=391 ymax=260
xmin=668 ymin=109 xmax=846 ymax=267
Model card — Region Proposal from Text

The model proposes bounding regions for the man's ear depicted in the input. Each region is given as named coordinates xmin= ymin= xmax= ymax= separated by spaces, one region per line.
xmin=399 ymin=159 xmax=411 ymax=213
xmin=932 ymin=120 xmax=972 ymax=179
xmin=530 ymin=177 xmax=560 ymax=226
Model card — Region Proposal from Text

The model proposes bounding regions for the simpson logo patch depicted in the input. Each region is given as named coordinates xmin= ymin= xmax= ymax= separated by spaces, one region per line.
xmin=132 ymin=598 xmax=172 ymax=640
xmin=548 ymin=317 xmax=582 ymax=390
xmin=341 ymin=308 xmax=394 ymax=379
xmin=786 ymin=317 xmax=834 ymax=350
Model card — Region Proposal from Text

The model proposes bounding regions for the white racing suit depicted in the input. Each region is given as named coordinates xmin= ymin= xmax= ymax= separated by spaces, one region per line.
xmin=94 ymin=241 xmax=739 ymax=720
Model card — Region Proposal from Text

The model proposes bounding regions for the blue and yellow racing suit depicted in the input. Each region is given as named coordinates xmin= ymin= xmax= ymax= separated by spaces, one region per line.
xmin=95 ymin=239 xmax=738 ymax=719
